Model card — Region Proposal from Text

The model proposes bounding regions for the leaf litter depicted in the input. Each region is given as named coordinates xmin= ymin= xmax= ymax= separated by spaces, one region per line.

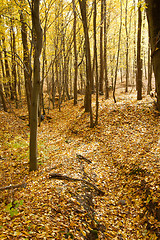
xmin=0 ymin=92 xmax=160 ymax=239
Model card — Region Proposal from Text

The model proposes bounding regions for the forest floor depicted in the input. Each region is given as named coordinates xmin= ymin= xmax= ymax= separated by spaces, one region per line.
xmin=0 ymin=90 xmax=160 ymax=240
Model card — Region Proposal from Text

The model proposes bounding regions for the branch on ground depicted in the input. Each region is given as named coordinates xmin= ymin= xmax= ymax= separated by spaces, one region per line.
xmin=49 ymin=173 xmax=104 ymax=196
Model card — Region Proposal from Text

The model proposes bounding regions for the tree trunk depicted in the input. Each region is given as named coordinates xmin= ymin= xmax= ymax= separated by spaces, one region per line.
xmin=2 ymin=37 xmax=12 ymax=98
xmin=147 ymin=42 xmax=152 ymax=94
xmin=125 ymin=0 xmax=129 ymax=93
xmin=78 ymin=0 xmax=93 ymax=127
xmin=0 ymin=78 xmax=7 ymax=112
xmin=20 ymin=10 xmax=32 ymax=120
xmin=29 ymin=0 xmax=43 ymax=171
xmin=73 ymin=0 xmax=78 ymax=105
xmin=104 ymin=0 xmax=109 ymax=99
xmin=51 ymin=62 xmax=56 ymax=109
xmin=99 ymin=0 xmax=104 ymax=95
xmin=136 ymin=1 xmax=142 ymax=100
xmin=113 ymin=0 xmax=122 ymax=103
xmin=93 ymin=0 xmax=99 ymax=125
xmin=145 ymin=0 xmax=160 ymax=110
xmin=10 ymin=22 xmax=18 ymax=108
xmin=133 ymin=0 xmax=137 ymax=82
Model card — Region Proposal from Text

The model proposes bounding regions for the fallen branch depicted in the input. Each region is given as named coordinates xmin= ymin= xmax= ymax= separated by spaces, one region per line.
xmin=0 ymin=177 xmax=27 ymax=191
xmin=76 ymin=154 xmax=92 ymax=164
xmin=49 ymin=173 xmax=104 ymax=196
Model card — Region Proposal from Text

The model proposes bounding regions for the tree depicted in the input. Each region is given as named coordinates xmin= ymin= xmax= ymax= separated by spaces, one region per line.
xmin=0 ymin=78 xmax=7 ymax=112
xmin=72 ymin=0 xmax=78 ymax=105
xmin=136 ymin=0 xmax=142 ymax=100
xmin=145 ymin=0 xmax=160 ymax=110
xmin=78 ymin=0 xmax=93 ymax=127
xmin=93 ymin=0 xmax=99 ymax=125
xmin=20 ymin=7 xmax=32 ymax=120
xmin=147 ymin=42 xmax=152 ymax=94
xmin=104 ymin=0 xmax=109 ymax=99
xmin=113 ymin=0 xmax=122 ymax=103
xmin=125 ymin=0 xmax=129 ymax=93
xmin=29 ymin=0 xmax=43 ymax=171
xmin=99 ymin=0 xmax=104 ymax=95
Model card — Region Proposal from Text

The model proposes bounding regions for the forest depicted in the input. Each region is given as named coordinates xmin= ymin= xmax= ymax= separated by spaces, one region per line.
xmin=0 ymin=0 xmax=160 ymax=239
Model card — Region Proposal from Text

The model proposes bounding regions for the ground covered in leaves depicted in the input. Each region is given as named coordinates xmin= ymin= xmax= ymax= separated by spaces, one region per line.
xmin=0 ymin=92 xmax=160 ymax=239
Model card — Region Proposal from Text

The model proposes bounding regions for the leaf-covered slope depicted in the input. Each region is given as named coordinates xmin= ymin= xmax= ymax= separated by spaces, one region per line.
xmin=0 ymin=94 xmax=159 ymax=239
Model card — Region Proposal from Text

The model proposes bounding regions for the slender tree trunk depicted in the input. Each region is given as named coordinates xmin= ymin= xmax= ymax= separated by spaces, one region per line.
xmin=136 ymin=1 xmax=142 ymax=100
xmin=0 ymin=45 xmax=8 ymax=97
xmin=51 ymin=62 xmax=56 ymax=108
xmin=93 ymin=0 xmax=99 ymax=125
xmin=10 ymin=22 xmax=18 ymax=108
xmin=113 ymin=0 xmax=122 ymax=103
xmin=104 ymin=0 xmax=109 ymax=99
xmin=2 ymin=37 xmax=12 ymax=98
xmin=78 ymin=0 xmax=93 ymax=127
xmin=20 ymin=10 xmax=32 ymax=120
xmin=0 ymin=77 xmax=7 ymax=112
xmin=29 ymin=0 xmax=43 ymax=171
xmin=147 ymin=42 xmax=152 ymax=94
xmin=133 ymin=0 xmax=137 ymax=82
xmin=125 ymin=0 xmax=129 ymax=93
xmin=99 ymin=0 xmax=104 ymax=95
xmin=38 ymin=14 xmax=47 ymax=126
xmin=73 ymin=0 xmax=78 ymax=105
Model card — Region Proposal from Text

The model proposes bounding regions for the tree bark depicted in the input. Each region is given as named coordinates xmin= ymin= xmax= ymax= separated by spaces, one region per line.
xmin=147 ymin=42 xmax=152 ymax=94
xmin=93 ymin=0 xmax=99 ymax=125
xmin=2 ymin=37 xmax=12 ymax=98
xmin=136 ymin=1 xmax=142 ymax=100
xmin=113 ymin=0 xmax=122 ymax=103
xmin=99 ymin=0 xmax=104 ymax=95
xmin=29 ymin=0 xmax=43 ymax=171
xmin=104 ymin=0 xmax=109 ymax=99
xmin=20 ymin=10 xmax=32 ymax=120
xmin=125 ymin=0 xmax=129 ymax=93
xmin=73 ymin=0 xmax=78 ymax=105
xmin=145 ymin=0 xmax=160 ymax=110
xmin=0 ymin=79 xmax=7 ymax=112
xmin=10 ymin=22 xmax=18 ymax=108
xmin=78 ymin=0 xmax=93 ymax=127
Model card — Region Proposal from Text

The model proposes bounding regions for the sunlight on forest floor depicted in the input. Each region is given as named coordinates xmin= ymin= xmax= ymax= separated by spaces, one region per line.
xmin=0 ymin=90 xmax=160 ymax=239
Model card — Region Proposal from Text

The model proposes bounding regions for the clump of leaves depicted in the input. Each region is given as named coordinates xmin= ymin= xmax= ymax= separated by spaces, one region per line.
xmin=5 ymin=200 xmax=23 ymax=217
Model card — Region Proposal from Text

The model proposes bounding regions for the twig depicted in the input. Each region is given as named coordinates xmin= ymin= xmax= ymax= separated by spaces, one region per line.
xmin=49 ymin=173 xmax=104 ymax=196
xmin=76 ymin=154 xmax=92 ymax=164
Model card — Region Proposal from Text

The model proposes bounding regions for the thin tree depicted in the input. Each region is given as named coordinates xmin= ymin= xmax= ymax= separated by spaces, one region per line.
xmin=0 ymin=78 xmax=7 ymax=112
xmin=147 ymin=42 xmax=152 ymax=94
xmin=99 ymin=0 xmax=104 ymax=95
xmin=20 ymin=9 xmax=32 ymax=120
xmin=78 ymin=0 xmax=93 ymax=127
xmin=125 ymin=0 xmax=129 ymax=93
xmin=104 ymin=0 xmax=110 ymax=99
xmin=113 ymin=0 xmax=122 ymax=103
xmin=136 ymin=0 xmax=142 ymax=100
xmin=93 ymin=0 xmax=99 ymax=125
xmin=29 ymin=0 xmax=43 ymax=171
xmin=72 ymin=0 xmax=78 ymax=105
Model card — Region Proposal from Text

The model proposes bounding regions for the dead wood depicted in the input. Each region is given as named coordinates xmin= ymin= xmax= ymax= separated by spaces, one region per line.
xmin=76 ymin=154 xmax=92 ymax=164
xmin=49 ymin=173 xmax=104 ymax=196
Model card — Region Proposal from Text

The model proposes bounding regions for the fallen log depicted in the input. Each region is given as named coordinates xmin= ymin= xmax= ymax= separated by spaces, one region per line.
xmin=49 ymin=173 xmax=104 ymax=196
